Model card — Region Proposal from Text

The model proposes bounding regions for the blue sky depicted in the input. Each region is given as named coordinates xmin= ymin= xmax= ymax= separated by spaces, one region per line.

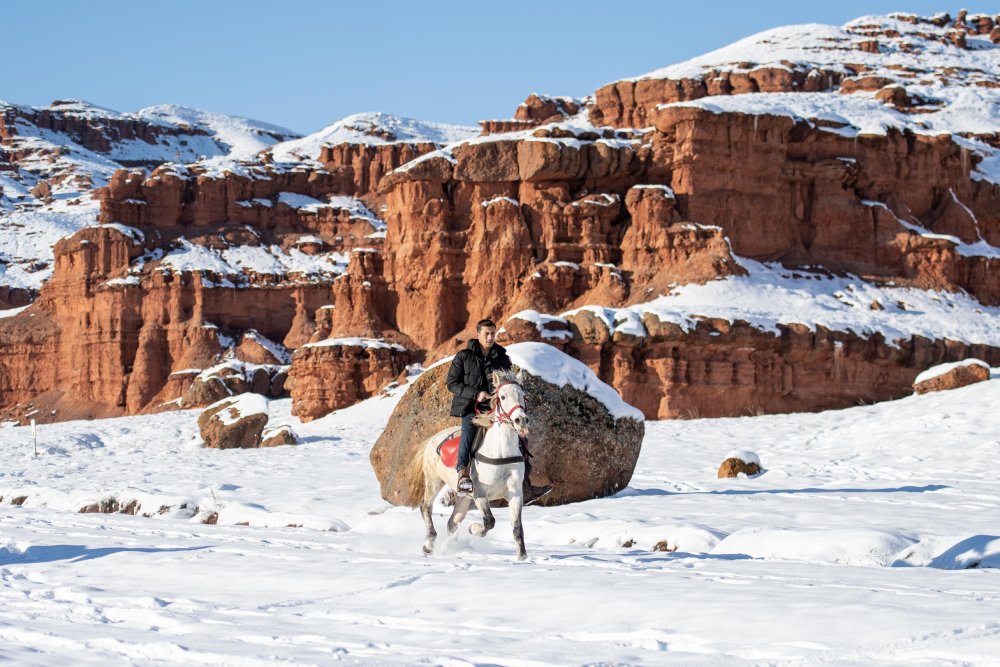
xmin=3 ymin=1 xmax=997 ymax=134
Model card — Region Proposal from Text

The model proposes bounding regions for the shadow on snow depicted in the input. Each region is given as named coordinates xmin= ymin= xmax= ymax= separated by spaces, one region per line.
xmin=616 ymin=484 xmax=950 ymax=497
xmin=0 ymin=544 xmax=212 ymax=565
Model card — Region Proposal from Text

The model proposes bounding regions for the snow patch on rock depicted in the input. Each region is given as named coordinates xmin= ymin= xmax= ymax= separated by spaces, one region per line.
xmin=506 ymin=342 xmax=644 ymax=421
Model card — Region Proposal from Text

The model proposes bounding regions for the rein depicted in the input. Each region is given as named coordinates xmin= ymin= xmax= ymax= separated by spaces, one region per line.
xmin=473 ymin=379 xmax=526 ymax=466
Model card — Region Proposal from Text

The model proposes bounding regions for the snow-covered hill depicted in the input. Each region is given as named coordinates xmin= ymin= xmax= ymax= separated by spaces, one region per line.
xmin=1 ymin=366 xmax=999 ymax=663
xmin=601 ymin=13 xmax=1000 ymax=187
xmin=265 ymin=111 xmax=479 ymax=164
xmin=0 ymin=100 xmax=300 ymax=293
xmin=0 ymin=103 xmax=482 ymax=295
xmin=633 ymin=13 xmax=1000 ymax=136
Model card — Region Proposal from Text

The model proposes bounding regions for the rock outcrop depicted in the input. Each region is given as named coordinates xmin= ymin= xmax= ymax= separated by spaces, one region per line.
xmin=718 ymin=451 xmax=763 ymax=478
xmin=913 ymin=359 xmax=991 ymax=394
xmin=180 ymin=359 xmax=288 ymax=409
xmin=370 ymin=343 xmax=645 ymax=507
xmin=261 ymin=424 xmax=298 ymax=447
xmin=198 ymin=394 xmax=269 ymax=449
xmin=503 ymin=313 xmax=1000 ymax=419
xmin=286 ymin=338 xmax=410 ymax=421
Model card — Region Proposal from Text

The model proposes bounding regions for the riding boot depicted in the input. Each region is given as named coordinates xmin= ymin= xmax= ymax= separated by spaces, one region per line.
xmin=520 ymin=437 xmax=552 ymax=505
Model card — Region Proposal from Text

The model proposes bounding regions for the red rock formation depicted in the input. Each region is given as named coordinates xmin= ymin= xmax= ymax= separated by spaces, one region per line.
xmin=478 ymin=119 xmax=542 ymax=135
xmin=319 ymin=142 xmax=439 ymax=195
xmin=515 ymin=93 xmax=582 ymax=123
xmin=286 ymin=340 xmax=409 ymax=421
xmin=649 ymin=106 xmax=1000 ymax=301
xmin=519 ymin=314 xmax=1000 ymax=420
xmin=3 ymin=12 xmax=1000 ymax=425
xmin=4 ymin=101 xmax=999 ymax=424
xmin=620 ymin=185 xmax=745 ymax=296
xmin=0 ymin=218 xmax=335 ymax=423
xmin=591 ymin=66 xmax=845 ymax=128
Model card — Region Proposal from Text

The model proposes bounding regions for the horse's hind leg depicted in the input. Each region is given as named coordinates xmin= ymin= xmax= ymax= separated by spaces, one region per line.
xmin=421 ymin=475 xmax=444 ymax=555
xmin=508 ymin=494 xmax=526 ymax=560
xmin=470 ymin=496 xmax=495 ymax=537
xmin=447 ymin=494 xmax=473 ymax=534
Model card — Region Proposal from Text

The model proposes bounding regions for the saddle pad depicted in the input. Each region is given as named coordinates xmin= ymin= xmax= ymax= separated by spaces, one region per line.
xmin=436 ymin=431 xmax=461 ymax=468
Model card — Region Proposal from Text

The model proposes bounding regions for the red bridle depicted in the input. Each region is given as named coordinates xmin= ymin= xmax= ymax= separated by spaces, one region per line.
xmin=477 ymin=380 xmax=527 ymax=428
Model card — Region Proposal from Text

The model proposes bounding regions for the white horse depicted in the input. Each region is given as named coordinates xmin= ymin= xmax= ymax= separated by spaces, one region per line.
xmin=409 ymin=369 xmax=530 ymax=560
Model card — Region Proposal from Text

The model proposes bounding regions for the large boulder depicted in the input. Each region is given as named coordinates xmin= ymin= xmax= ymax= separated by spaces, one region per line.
xmin=198 ymin=394 xmax=269 ymax=449
xmin=914 ymin=359 xmax=991 ymax=394
xmin=370 ymin=342 xmax=645 ymax=506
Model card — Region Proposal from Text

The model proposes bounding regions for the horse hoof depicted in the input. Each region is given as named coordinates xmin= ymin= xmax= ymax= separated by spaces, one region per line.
xmin=470 ymin=523 xmax=486 ymax=537
xmin=517 ymin=552 xmax=527 ymax=561
xmin=422 ymin=544 xmax=433 ymax=555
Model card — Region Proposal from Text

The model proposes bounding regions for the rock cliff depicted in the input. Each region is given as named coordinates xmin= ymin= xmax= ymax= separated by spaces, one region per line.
xmin=2 ymin=10 xmax=999 ymax=423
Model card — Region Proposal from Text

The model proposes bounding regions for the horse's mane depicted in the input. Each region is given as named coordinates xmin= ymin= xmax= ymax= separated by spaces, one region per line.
xmin=490 ymin=369 xmax=519 ymax=387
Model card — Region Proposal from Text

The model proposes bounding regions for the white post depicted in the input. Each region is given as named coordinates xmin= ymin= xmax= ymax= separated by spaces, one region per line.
xmin=31 ymin=419 xmax=37 ymax=456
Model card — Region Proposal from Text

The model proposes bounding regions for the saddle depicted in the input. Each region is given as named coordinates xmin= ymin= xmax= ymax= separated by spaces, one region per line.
xmin=436 ymin=427 xmax=522 ymax=468
xmin=435 ymin=430 xmax=462 ymax=468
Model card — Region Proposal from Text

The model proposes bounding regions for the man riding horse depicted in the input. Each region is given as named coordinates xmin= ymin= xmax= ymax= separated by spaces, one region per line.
xmin=446 ymin=319 xmax=551 ymax=503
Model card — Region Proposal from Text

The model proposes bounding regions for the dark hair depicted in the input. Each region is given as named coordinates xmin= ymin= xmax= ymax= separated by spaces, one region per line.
xmin=476 ymin=318 xmax=497 ymax=331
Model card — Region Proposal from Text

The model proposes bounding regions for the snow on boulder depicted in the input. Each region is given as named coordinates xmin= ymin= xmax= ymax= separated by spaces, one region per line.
xmin=198 ymin=394 xmax=270 ymax=449
xmin=370 ymin=342 xmax=644 ymax=507
xmin=718 ymin=449 xmax=762 ymax=478
xmin=913 ymin=359 xmax=991 ymax=395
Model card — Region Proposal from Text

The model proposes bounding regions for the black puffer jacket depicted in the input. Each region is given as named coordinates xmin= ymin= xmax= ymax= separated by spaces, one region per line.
xmin=446 ymin=340 xmax=513 ymax=417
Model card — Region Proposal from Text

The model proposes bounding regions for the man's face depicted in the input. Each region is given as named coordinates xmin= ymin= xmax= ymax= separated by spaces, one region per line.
xmin=477 ymin=326 xmax=496 ymax=350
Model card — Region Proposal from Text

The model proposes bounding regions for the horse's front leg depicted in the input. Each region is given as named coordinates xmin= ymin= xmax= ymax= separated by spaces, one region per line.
xmin=470 ymin=495 xmax=495 ymax=537
xmin=447 ymin=494 xmax=473 ymax=534
xmin=509 ymin=491 xmax=526 ymax=560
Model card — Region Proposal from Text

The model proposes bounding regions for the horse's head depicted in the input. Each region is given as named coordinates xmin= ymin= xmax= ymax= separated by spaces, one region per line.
xmin=491 ymin=369 xmax=529 ymax=437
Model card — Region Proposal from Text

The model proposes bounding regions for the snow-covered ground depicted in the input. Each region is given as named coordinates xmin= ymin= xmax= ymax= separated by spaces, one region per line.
xmin=2 ymin=368 xmax=1000 ymax=664
xmin=0 ymin=198 xmax=101 ymax=291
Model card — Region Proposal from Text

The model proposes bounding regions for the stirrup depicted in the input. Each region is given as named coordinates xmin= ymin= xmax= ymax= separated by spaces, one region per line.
xmin=456 ymin=471 xmax=473 ymax=494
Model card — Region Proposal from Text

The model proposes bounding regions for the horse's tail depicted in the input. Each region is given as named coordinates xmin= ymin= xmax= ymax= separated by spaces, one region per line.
xmin=406 ymin=440 xmax=428 ymax=508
